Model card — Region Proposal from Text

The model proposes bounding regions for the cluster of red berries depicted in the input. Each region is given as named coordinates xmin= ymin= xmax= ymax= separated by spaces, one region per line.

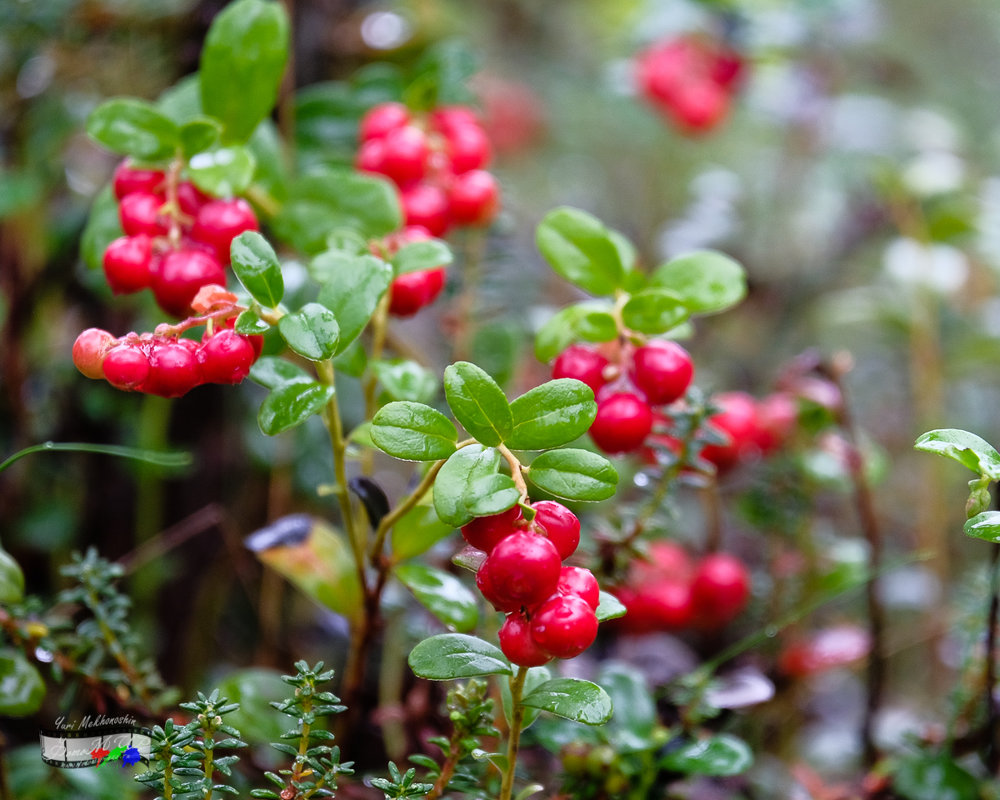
xmin=777 ymin=624 xmax=870 ymax=679
xmin=613 ymin=543 xmax=750 ymax=634
xmin=104 ymin=160 xmax=259 ymax=317
xmin=72 ymin=319 xmax=262 ymax=399
xmin=374 ymin=226 xmax=447 ymax=318
xmin=357 ymin=102 xmax=500 ymax=237
xmin=634 ymin=34 xmax=746 ymax=134
xmin=551 ymin=339 xmax=694 ymax=455
xmin=462 ymin=502 xmax=600 ymax=667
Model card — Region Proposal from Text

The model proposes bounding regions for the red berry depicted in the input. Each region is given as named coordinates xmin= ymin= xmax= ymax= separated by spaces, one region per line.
xmin=103 ymin=234 xmax=154 ymax=294
xmin=753 ymin=392 xmax=798 ymax=454
xmin=199 ymin=328 xmax=257 ymax=384
xmin=483 ymin=531 xmax=561 ymax=609
xmin=176 ymin=181 xmax=212 ymax=216
xmin=556 ymin=566 xmax=600 ymax=610
xmin=531 ymin=501 xmax=580 ymax=559
xmin=152 ymin=249 xmax=226 ymax=318
xmin=499 ymin=613 xmax=552 ymax=667
xmin=461 ymin=506 xmax=523 ymax=554
xmin=442 ymin=123 xmax=492 ymax=174
xmin=778 ymin=625 xmax=870 ymax=679
xmin=388 ymin=267 xmax=446 ymax=317
xmin=72 ymin=328 xmax=116 ymax=380
xmin=530 ymin=594 xmax=598 ymax=659
xmin=690 ymin=553 xmax=750 ymax=628
xmin=112 ymin=160 xmax=165 ymax=200
xmin=102 ymin=344 xmax=150 ymax=391
xmin=618 ymin=580 xmax=694 ymax=633
xmin=400 ymin=183 xmax=450 ymax=237
xmin=118 ymin=192 xmax=168 ymax=237
xmin=448 ymin=170 xmax=500 ymax=226
xmin=430 ymin=106 xmax=482 ymax=136
xmin=630 ymin=340 xmax=693 ymax=405
xmin=636 ymin=39 xmax=695 ymax=106
xmin=356 ymin=138 xmax=387 ymax=174
xmin=143 ymin=340 xmax=202 ymax=398
xmin=551 ymin=345 xmax=609 ymax=395
xmin=700 ymin=391 xmax=759 ymax=470
xmin=476 ymin=561 xmax=523 ymax=613
xmin=379 ymin=125 xmax=431 ymax=185
xmin=669 ymin=79 xmax=730 ymax=133
xmin=359 ymin=102 xmax=411 ymax=141
xmin=632 ymin=541 xmax=693 ymax=587
xmin=190 ymin=198 xmax=258 ymax=265
xmin=589 ymin=393 xmax=654 ymax=454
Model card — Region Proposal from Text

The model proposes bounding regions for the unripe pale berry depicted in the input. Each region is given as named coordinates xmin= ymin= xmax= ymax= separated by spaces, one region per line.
xmin=73 ymin=328 xmax=116 ymax=380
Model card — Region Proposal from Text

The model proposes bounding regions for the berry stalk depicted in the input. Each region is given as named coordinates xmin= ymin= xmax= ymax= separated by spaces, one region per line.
xmin=498 ymin=667 xmax=528 ymax=800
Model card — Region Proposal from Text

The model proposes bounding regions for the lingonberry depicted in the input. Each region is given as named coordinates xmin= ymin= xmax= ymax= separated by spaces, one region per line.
xmin=72 ymin=328 xmax=116 ymax=380
xmin=630 ymin=339 xmax=694 ymax=405
xmin=359 ymin=102 xmax=411 ymax=141
xmin=430 ymin=106 xmax=482 ymax=136
xmin=476 ymin=561 xmax=522 ymax=613
xmin=448 ymin=170 xmax=500 ymax=226
xmin=690 ymin=553 xmax=750 ymax=628
xmin=399 ymin=183 xmax=450 ymax=237
xmin=143 ymin=340 xmax=202 ymax=398
xmin=589 ymin=392 xmax=654 ymax=454
xmin=112 ymin=160 xmax=165 ymax=200
xmin=632 ymin=541 xmax=693 ymax=586
xmin=499 ymin=613 xmax=552 ymax=667
xmin=176 ymin=181 xmax=212 ymax=217
xmin=529 ymin=593 xmax=599 ymax=659
xmin=356 ymin=138 xmax=387 ymax=174
xmin=198 ymin=328 xmax=257 ymax=384
xmin=551 ymin=344 xmax=609 ymax=395
xmin=379 ymin=125 xmax=431 ymax=185
xmin=531 ymin=500 xmax=580 ymax=559
xmin=617 ymin=580 xmax=694 ymax=633
xmin=669 ymin=79 xmax=730 ymax=134
xmin=483 ymin=531 xmax=561 ymax=609
xmin=777 ymin=625 xmax=870 ymax=679
xmin=102 ymin=344 xmax=150 ymax=391
xmin=388 ymin=267 xmax=447 ymax=317
xmin=441 ymin=123 xmax=492 ymax=174
xmin=103 ymin=234 xmax=154 ymax=294
xmin=555 ymin=565 xmax=600 ymax=610
xmin=152 ymin=249 xmax=226 ymax=318
xmin=753 ymin=391 xmax=798 ymax=455
xmin=190 ymin=198 xmax=258 ymax=265
xmin=461 ymin=506 xmax=523 ymax=553
xmin=699 ymin=391 xmax=759 ymax=470
xmin=118 ymin=191 xmax=168 ymax=237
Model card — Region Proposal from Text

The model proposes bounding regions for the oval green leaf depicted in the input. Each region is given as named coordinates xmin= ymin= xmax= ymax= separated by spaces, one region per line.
xmin=507 ymin=379 xmax=596 ymax=451
xmin=248 ymin=356 xmax=311 ymax=390
xmin=651 ymin=250 xmax=746 ymax=315
xmin=521 ymin=678 xmax=613 ymax=725
xmin=915 ymin=428 xmax=1000 ymax=480
xmin=433 ymin=445 xmax=502 ymax=527
xmin=391 ymin=496 xmax=454 ymax=561
xmin=408 ymin=633 xmax=512 ymax=680
xmin=527 ymin=448 xmax=618 ymax=502
xmin=464 ymin=473 xmax=520 ymax=518
xmin=371 ymin=401 xmax=458 ymax=461
xmin=391 ymin=238 xmax=453 ymax=276
xmin=188 ymin=145 xmax=256 ymax=197
xmin=964 ymin=511 xmax=1000 ymax=543
xmin=621 ymin=288 xmax=690 ymax=335
xmin=0 ymin=649 xmax=45 ymax=716
xmin=231 ymin=231 xmax=285 ymax=307
xmin=277 ymin=302 xmax=340 ymax=361
xmin=316 ymin=253 xmax=394 ymax=353
xmin=893 ymin=754 xmax=979 ymax=800
xmin=258 ymin=381 xmax=334 ymax=435
xmin=443 ymin=362 xmax=512 ymax=447
xmin=534 ymin=302 xmax=617 ymax=363
xmin=0 ymin=545 xmax=25 ymax=605
xmin=86 ymin=98 xmax=179 ymax=161
xmin=179 ymin=117 xmax=223 ymax=157
xmin=371 ymin=359 xmax=438 ymax=404
xmin=660 ymin=734 xmax=753 ymax=777
xmin=395 ymin=564 xmax=479 ymax=632
xmin=595 ymin=590 xmax=627 ymax=622
xmin=536 ymin=207 xmax=627 ymax=297
xmin=235 ymin=309 xmax=271 ymax=335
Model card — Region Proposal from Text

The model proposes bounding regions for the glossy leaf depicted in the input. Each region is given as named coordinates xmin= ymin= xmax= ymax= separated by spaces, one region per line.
xmin=187 ymin=145 xmax=256 ymax=197
xmin=395 ymin=564 xmax=479 ymax=632
xmin=408 ymin=633 xmax=512 ymax=680
xmin=443 ymin=362 xmax=512 ymax=447
xmin=348 ymin=476 xmax=390 ymax=530
xmin=0 ymin=545 xmax=25 ymax=605
xmin=914 ymin=428 xmax=1000 ymax=480
xmin=277 ymin=303 xmax=340 ymax=361
xmin=200 ymin=0 xmax=290 ymax=143
xmin=463 ymin=473 xmax=520 ymax=517
xmin=391 ymin=239 xmax=453 ymax=276
xmin=536 ymin=207 xmax=627 ymax=296
xmin=179 ymin=117 xmax=223 ymax=157
xmin=248 ymin=356 xmax=311 ymax=390
xmin=371 ymin=359 xmax=438 ymax=404
xmin=507 ymin=379 xmax=596 ymax=451
xmin=433 ymin=445 xmax=503 ymax=527
xmin=231 ymin=231 xmax=284 ymax=307
xmin=527 ymin=449 xmax=618 ymax=502
xmin=501 ymin=666 xmax=552 ymax=730
xmin=391 ymin=495 xmax=454 ymax=561
xmin=595 ymin=591 xmax=627 ymax=622
xmin=371 ymin=401 xmax=458 ymax=461
xmin=964 ymin=511 xmax=1000 ymax=543
xmin=893 ymin=754 xmax=979 ymax=800
xmin=235 ymin=309 xmax=271 ymax=335
xmin=521 ymin=678 xmax=613 ymax=725
xmin=651 ymin=250 xmax=746 ymax=315
xmin=316 ymin=253 xmax=393 ymax=353
xmin=80 ymin=186 xmax=123 ymax=271
xmin=258 ymin=381 xmax=334 ymax=435
xmin=0 ymin=649 xmax=45 ymax=716
xmin=406 ymin=39 xmax=478 ymax=109
xmin=659 ymin=734 xmax=754 ymax=777
xmin=621 ymin=288 xmax=690 ymax=335
xmin=534 ymin=302 xmax=617 ymax=363
xmin=86 ymin=98 xmax=178 ymax=161
xmin=598 ymin=662 xmax=657 ymax=752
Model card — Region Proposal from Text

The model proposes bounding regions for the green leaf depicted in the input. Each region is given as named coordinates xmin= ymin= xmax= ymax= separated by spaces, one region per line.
xmin=598 ymin=663 xmax=657 ymax=752
xmin=258 ymin=382 xmax=334 ymax=435
xmin=316 ymin=253 xmax=394 ymax=353
xmin=274 ymin=167 xmax=402 ymax=254
xmin=332 ymin=338 xmax=368 ymax=377
xmin=248 ymin=356 xmax=311 ymax=390
xmin=651 ymin=250 xmax=747 ymax=315
xmin=0 ymin=546 xmax=25 ymax=605
xmin=371 ymin=401 xmax=458 ymax=461
xmin=964 ymin=511 xmax=1000 ymax=543
xmin=595 ymin=591 xmax=627 ymax=622
xmin=464 ymin=473 xmax=520 ymax=517
xmin=621 ymin=288 xmax=690 ymax=335
xmin=371 ymin=359 xmax=437 ymax=404
xmin=80 ymin=185 xmax=124 ymax=271
xmin=507 ymin=379 xmax=596 ymax=451
xmin=157 ymin=73 xmax=204 ymax=124
xmin=235 ymin=309 xmax=271 ymax=335
xmin=391 ymin=495 xmax=454 ymax=561
xmin=395 ymin=564 xmax=479 ymax=632
xmin=443 ymin=362 xmax=512 ymax=447
xmin=534 ymin=302 xmax=617 ymax=363
xmin=391 ymin=239 xmax=453 ymax=276
xmin=200 ymin=0 xmax=290 ymax=143
xmin=433 ymin=445 xmax=503 ymax=527
xmin=659 ymin=734 xmax=754 ymax=777
xmin=405 ymin=39 xmax=478 ymax=109
xmin=187 ymin=145 xmax=256 ymax=197
xmin=501 ymin=666 xmax=552 ymax=730
xmin=521 ymin=678 xmax=613 ymax=725
xmin=915 ymin=429 xmax=1000 ymax=480
xmin=86 ymin=98 xmax=179 ymax=161
xmin=277 ymin=303 xmax=340 ymax=361
xmin=231 ymin=231 xmax=285 ymax=307
xmin=179 ymin=117 xmax=223 ymax=158
xmin=0 ymin=649 xmax=45 ymax=716
xmin=408 ymin=633 xmax=512 ymax=680
xmin=536 ymin=207 xmax=627 ymax=297
xmin=527 ymin=449 xmax=618 ymax=502
xmin=893 ymin=754 xmax=979 ymax=800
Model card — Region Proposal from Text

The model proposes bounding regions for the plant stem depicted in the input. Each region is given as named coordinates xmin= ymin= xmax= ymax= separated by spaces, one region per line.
xmin=986 ymin=542 xmax=1000 ymax=771
xmin=499 ymin=667 xmax=528 ymax=800
xmin=497 ymin=444 xmax=529 ymax=502
xmin=361 ymin=294 xmax=391 ymax=477
xmin=370 ymin=459 xmax=445 ymax=561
